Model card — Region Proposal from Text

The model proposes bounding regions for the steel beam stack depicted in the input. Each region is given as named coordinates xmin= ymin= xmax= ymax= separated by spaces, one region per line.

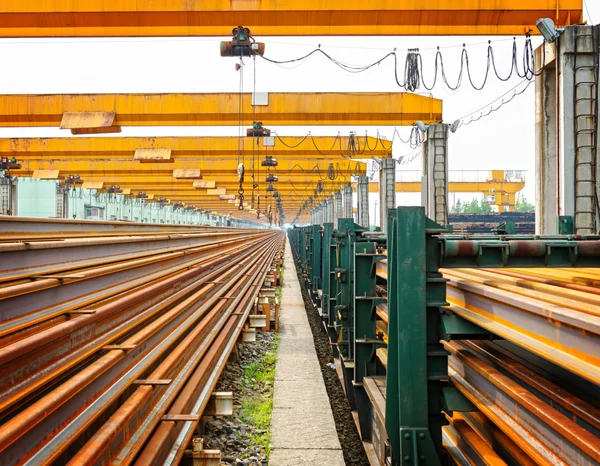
xmin=290 ymin=206 xmax=600 ymax=466
xmin=0 ymin=217 xmax=285 ymax=465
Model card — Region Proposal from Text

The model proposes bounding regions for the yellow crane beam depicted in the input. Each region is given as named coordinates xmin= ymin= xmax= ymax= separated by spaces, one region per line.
xmin=366 ymin=180 xmax=525 ymax=194
xmin=0 ymin=93 xmax=441 ymax=129
xmin=0 ymin=1 xmax=581 ymax=37
xmin=16 ymin=162 xmax=365 ymax=180
xmin=0 ymin=136 xmax=391 ymax=160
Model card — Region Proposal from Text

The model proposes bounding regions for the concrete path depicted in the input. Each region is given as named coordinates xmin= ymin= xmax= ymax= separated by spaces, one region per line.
xmin=269 ymin=241 xmax=345 ymax=466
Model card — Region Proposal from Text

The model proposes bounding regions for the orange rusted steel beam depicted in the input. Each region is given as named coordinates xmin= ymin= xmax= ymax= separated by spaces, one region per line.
xmin=0 ymin=225 xmax=284 ymax=463
xmin=446 ymin=340 xmax=600 ymax=465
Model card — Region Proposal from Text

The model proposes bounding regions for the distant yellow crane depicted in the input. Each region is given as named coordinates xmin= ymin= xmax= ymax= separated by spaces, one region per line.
xmin=364 ymin=170 xmax=526 ymax=211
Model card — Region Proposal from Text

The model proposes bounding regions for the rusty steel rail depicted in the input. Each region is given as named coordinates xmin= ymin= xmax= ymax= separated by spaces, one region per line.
xmin=372 ymin=255 xmax=600 ymax=464
xmin=445 ymin=340 xmax=600 ymax=465
xmin=0 ymin=215 xmax=242 ymax=240
xmin=0 ymin=220 xmax=285 ymax=464
xmin=375 ymin=259 xmax=600 ymax=385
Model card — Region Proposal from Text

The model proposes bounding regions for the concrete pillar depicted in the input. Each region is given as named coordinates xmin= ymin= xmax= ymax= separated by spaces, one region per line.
xmin=421 ymin=124 xmax=449 ymax=226
xmin=310 ymin=209 xmax=315 ymax=225
xmin=378 ymin=158 xmax=396 ymax=233
xmin=342 ymin=185 xmax=353 ymax=220
xmin=535 ymin=25 xmax=600 ymax=234
xmin=357 ymin=176 xmax=370 ymax=228
xmin=325 ymin=198 xmax=334 ymax=223
xmin=333 ymin=192 xmax=343 ymax=229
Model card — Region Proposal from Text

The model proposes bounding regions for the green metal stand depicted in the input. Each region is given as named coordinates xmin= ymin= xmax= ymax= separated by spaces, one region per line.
xmin=308 ymin=224 xmax=322 ymax=293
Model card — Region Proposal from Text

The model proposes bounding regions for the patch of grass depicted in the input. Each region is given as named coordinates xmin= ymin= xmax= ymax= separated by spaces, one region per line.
xmin=239 ymin=335 xmax=280 ymax=456
xmin=241 ymin=397 xmax=273 ymax=430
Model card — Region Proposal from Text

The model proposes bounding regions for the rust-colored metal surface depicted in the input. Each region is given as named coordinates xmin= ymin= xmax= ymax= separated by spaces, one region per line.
xmin=0 ymin=218 xmax=285 ymax=465
xmin=374 ymin=257 xmax=600 ymax=464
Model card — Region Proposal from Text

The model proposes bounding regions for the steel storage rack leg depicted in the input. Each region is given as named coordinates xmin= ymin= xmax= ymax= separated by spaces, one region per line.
xmin=321 ymin=223 xmax=339 ymax=354
xmin=333 ymin=218 xmax=367 ymax=409
xmin=353 ymin=240 xmax=386 ymax=441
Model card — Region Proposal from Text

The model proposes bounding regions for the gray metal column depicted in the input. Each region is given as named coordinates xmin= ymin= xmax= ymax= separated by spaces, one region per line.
xmin=310 ymin=209 xmax=315 ymax=225
xmin=334 ymin=192 xmax=343 ymax=229
xmin=342 ymin=185 xmax=353 ymax=220
xmin=378 ymin=158 xmax=396 ymax=232
xmin=326 ymin=198 xmax=334 ymax=223
xmin=357 ymin=175 xmax=370 ymax=227
xmin=421 ymin=124 xmax=449 ymax=226
xmin=535 ymin=25 xmax=600 ymax=234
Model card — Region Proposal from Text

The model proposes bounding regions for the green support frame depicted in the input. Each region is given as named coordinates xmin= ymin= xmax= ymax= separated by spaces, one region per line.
xmin=384 ymin=206 xmax=600 ymax=466
xmin=353 ymin=241 xmax=386 ymax=439
xmin=308 ymin=224 xmax=322 ymax=293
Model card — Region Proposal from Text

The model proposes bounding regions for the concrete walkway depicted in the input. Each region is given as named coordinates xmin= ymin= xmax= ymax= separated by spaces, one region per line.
xmin=269 ymin=241 xmax=345 ymax=466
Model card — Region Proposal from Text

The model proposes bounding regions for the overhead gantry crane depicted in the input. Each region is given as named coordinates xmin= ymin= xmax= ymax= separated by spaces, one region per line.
xmin=0 ymin=1 xmax=582 ymax=37
xmin=0 ymin=93 xmax=442 ymax=131
xmin=0 ymin=136 xmax=388 ymax=160
xmin=365 ymin=171 xmax=527 ymax=211
xmin=0 ymin=135 xmax=387 ymax=223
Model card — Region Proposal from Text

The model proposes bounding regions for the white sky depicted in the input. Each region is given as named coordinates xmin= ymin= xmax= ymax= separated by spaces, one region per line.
xmin=0 ymin=3 xmax=598 ymax=214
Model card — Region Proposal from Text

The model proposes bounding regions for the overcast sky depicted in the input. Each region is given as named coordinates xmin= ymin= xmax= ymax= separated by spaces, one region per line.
xmin=0 ymin=3 xmax=598 ymax=216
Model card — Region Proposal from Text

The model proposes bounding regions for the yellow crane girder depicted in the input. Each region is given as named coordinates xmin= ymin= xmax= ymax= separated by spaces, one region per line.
xmin=0 ymin=93 xmax=442 ymax=129
xmin=0 ymin=136 xmax=391 ymax=160
xmin=366 ymin=180 xmax=525 ymax=194
xmin=0 ymin=1 xmax=581 ymax=37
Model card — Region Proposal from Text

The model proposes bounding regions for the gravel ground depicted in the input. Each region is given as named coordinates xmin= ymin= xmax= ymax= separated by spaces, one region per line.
xmin=293 ymin=259 xmax=370 ymax=466
xmin=202 ymin=332 xmax=276 ymax=466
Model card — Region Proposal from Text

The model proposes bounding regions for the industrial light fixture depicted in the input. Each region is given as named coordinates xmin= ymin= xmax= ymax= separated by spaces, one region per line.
xmin=449 ymin=119 xmax=460 ymax=133
xmin=372 ymin=157 xmax=382 ymax=165
xmin=415 ymin=121 xmax=428 ymax=132
xmin=536 ymin=18 xmax=563 ymax=43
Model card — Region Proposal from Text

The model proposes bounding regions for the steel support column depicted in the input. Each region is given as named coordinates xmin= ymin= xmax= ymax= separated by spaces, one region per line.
xmin=421 ymin=124 xmax=449 ymax=226
xmin=342 ymin=185 xmax=353 ymax=220
xmin=357 ymin=175 xmax=370 ymax=228
xmin=379 ymin=158 xmax=396 ymax=233
xmin=535 ymin=25 xmax=600 ymax=234
xmin=334 ymin=192 xmax=343 ymax=229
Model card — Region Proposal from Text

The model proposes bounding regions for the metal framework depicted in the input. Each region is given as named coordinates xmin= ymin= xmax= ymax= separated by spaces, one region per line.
xmin=291 ymin=206 xmax=600 ymax=465
xmin=0 ymin=93 xmax=442 ymax=129
xmin=0 ymin=1 xmax=582 ymax=37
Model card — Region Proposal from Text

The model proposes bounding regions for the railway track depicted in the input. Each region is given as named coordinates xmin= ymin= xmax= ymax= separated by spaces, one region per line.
xmin=0 ymin=219 xmax=285 ymax=465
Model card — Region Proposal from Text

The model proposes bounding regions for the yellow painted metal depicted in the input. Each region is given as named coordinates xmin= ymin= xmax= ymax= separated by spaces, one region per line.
xmin=193 ymin=180 xmax=216 ymax=189
xmin=0 ymin=1 xmax=582 ymax=37
xmin=60 ymin=111 xmax=116 ymax=129
xmin=81 ymin=181 xmax=104 ymax=189
xmin=207 ymin=188 xmax=227 ymax=195
xmin=0 ymin=136 xmax=390 ymax=160
xmin=0 ymin=93 xmax=442 ymax=127
xmin=173 ymin=169 xmax=201 ymax=179
xmin=32 ymin=169 xmax=60 ymax=179
xmin=365 ymin=172 xmax=526 ymax=209
xmin=134 ymin=148 xmax=172 ymax=162
xmin=15 ymin=159 xmax=366 ymax=180
xmin=365 ymin=179 xmax=525 ymax=194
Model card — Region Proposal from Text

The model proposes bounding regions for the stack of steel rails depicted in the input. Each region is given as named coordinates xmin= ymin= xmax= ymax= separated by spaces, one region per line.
xmin=290 ymin=208 xmax=600 ymax=466
xmin=0 ymin=217 xmax=285 ymax=465
xmin=374 ymin=261 xmax=600 ymax=465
